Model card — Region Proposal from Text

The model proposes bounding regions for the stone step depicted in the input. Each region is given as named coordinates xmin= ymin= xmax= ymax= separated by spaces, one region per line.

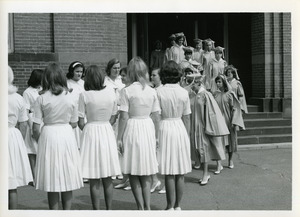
xmin=247 ymin=105 xmax=261 ymax=113
xmin=237 ymin=126 xmax=292 ymax=136
xmin=244 ymin=118 xmax=292 ymax=128
xmin=243 ymin=112 xmax=283 ymax=119
xmin=238 ymin=134 xmax=292 ymax=145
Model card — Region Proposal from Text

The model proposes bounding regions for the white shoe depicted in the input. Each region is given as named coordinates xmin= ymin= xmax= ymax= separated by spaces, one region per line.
xmin=174 ymin=207 xmax=181 ymax=211
xmin=117 ymin=175 xmax=123 ymax=180
xmin=150 ymin=180 xmax=161 ymax=193
xmin=123 ymin=186 xmax=131 ymax=191
xmin=111 ymin=176 xmax=116 ymax=180
xmin=114 ymin=180 xmax=129 ymax=189
xmin=158 ymin=188 xmax=166 ymax=194
xmin=83 ymin=178 xmax=89 ymax=183
xmin=214 ymin=165 xmax=224 ymax=174
xmin=200 ymin=175 xmax=210 ymax=185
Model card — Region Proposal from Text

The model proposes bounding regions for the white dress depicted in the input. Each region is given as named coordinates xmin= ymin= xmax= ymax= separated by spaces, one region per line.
xmin=8 ymin=93 xmax=33 ymax=189
xmin=78 ymin=88 xmax=121 ymax=178
xmin=23 ymin=86 xmax=41 ymax=154
xmin=33 ymin=91 xmax=83 ymax=192
xmin=67 ymin=79 xmax=85 ymax=149
xmin=119 ymin=82 xmax=161 ymax=175
xmin=157 ymin=83 xmax=192 ymax=175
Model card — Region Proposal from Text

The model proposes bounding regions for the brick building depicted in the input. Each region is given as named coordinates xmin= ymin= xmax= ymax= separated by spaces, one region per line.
xmin=8 ymin=13 xmax=291 ymax=117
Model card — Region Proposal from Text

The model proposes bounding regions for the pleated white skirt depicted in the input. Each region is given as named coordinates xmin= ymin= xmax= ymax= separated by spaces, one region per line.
xmin=80 ymin=122 xmax=121 ymax=178
xmin=121 ymin=118 xmax=158 ymax=176
xmin=8 ymin=127 xmax=33 ymax=190
xmin=24 ymin=113 xmax=38 ymax=154
xmin=158 ymin=119 xmax=192 ymax=175
xmin=35 ymin=124 xmax=83 ymax=192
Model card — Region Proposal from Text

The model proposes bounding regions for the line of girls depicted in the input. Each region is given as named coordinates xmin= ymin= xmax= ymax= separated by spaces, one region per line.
xmin=8 ymin=57 xmax=193 ymax=211
xmin=164 ymin=32 xmax=248 ymax=184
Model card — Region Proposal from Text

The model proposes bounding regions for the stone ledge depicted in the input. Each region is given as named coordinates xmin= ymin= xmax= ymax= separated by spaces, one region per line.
xmin=238 ymin=143 xmax=292 ymax=151
xmin=8 ymin=53 xmax=59 ymax=62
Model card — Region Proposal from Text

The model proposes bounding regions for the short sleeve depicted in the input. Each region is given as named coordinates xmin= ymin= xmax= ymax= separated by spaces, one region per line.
xmin=119 ymin=88 xmax=129 ymax=112
xmin=18 ymin=96 xmax=28 ymax=122
xmin=32 ymin=96 xmax=43 ymax=124
xmin=70 ymin=101 xmax=79 ymax=123
xmin=22 ymin=91 xmax=31 ymax=110
xmin=183 ymin=93 xmax=192 ymax=115
xmin=151 ymin=91 xmax=161 ymax=113
xmin=78 ymin=92 xmax=85 ymax=118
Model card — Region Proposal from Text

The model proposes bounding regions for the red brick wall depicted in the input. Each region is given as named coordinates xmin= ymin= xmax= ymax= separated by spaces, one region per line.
xmin=9 ymin=13 xmax=128 ymax=94
xmin=13 ymin=13 xmax=53 ymax=53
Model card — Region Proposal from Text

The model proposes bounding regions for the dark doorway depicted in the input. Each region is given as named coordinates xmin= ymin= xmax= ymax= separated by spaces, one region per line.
xmin=127 ymin=13 xmax=252 ymax=99
xmin=227 ymin=13 xmax=252 ymax=100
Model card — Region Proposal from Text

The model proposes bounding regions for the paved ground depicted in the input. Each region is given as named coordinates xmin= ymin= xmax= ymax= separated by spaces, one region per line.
xmin=3 ymin=147 xmax=294 ymax=215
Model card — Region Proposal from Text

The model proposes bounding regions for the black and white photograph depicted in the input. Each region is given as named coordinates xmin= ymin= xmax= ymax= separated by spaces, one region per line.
xmin=1 ymin=0 xmax=299 ymax=216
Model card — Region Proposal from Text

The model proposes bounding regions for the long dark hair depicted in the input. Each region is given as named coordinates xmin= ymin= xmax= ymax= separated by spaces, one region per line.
xmin=40 ymin=63 xmax=69 ymax=95
xmin=84 ymin=65 xmax=106 ymax=91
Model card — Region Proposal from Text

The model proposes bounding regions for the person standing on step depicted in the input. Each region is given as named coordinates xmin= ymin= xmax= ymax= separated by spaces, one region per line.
xmin=169 ymin=32 xmax=186 ymax=64
xmin=202 ymin=38 xmax=215 ymax=89
xmin=207 ymin=46 xmax=227 ymax=93
xmin=225 ymin=65 xmax=248 ymax=114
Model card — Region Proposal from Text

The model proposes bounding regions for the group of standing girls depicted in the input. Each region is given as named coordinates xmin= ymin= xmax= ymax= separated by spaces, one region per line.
xmin=8 ymin=56 xmax=193 ymax=211
xmin=172 ymin=33 xmax=247 ymax=185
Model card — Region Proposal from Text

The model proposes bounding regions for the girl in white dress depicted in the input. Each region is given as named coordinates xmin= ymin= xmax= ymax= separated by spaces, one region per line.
xmin=78 ymin=65 xmax=121 ymax=210
xmin=23 ymin=69 xmax=43 ymax=181
xmin=32 ymin=63 xmax=83 ymax=210
xmin=156 ymin=61 xmax=192 ymax=210
xmin=67 ymin=61 xmax=85 ymax=149
xmin=8 ymin=66 xmax=33 ymax=209
xmin=117 ymin=57 xmax=160 ymax=210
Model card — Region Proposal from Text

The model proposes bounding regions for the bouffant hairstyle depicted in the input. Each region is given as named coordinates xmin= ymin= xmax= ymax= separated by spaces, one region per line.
xmin=160 ymin=61 xmax=182 ymax=85
xmin=40 ymin=63 xmax=69 ymax=95
xmin=105 ymin=58 xmax=120 ymax=76
xmin=215 ymin=75 xmax=230 ymax=92
xmin=27 ymin=69 xmax=43 ymax=88
xmin=84 ymin=65 xmax=106 ymax=91
xmin=67 ymin=61 xmax=85 ymax=79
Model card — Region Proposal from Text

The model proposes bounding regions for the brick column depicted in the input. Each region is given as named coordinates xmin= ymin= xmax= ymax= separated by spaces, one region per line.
xmin=250 ymin=13 xmax=291 ymax=117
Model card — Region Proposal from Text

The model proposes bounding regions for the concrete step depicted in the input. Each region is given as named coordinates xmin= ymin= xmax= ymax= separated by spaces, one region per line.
xmin=243 ymin=112 xmax=283 ymax=119
xmin=238 ymin=134 xmax=292 ymax=145
xmin=244 ymin=118 xmax=292 ymax=128
xmin=237 ymin=126 xmax=292 ymax=136
xmin=247 ymin=105 xmax=261 ymax=113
